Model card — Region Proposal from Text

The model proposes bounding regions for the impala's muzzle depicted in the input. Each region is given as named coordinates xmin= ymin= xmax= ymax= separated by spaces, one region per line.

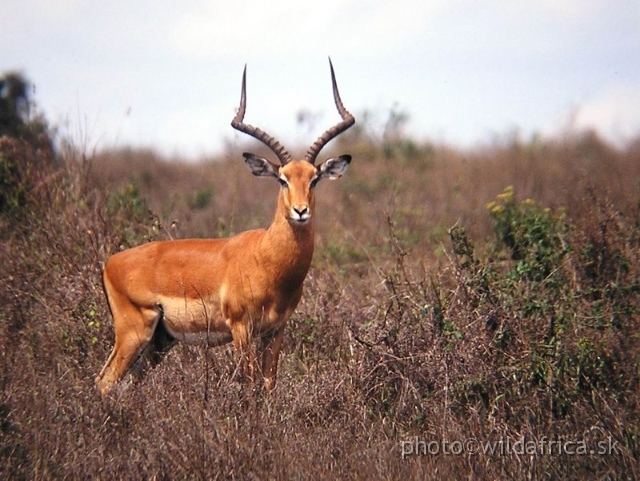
xmin=291 ymin=204 xmax=311 ymax=223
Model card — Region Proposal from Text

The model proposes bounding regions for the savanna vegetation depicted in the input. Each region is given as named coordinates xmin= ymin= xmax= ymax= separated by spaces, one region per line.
xmin=1 ymin=73 xmax=639 ymax=478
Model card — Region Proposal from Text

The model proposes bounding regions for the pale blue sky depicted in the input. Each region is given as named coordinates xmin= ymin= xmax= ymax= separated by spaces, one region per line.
xmin=2 ymin=0 xmax=639 ymax=159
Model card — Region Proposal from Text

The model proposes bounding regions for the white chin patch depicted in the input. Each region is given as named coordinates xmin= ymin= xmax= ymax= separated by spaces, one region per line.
xmin=290 ymin=211 xmax=311 ymax=224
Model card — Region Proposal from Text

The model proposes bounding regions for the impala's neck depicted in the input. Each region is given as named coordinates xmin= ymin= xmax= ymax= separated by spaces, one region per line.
xmin=259 ymin=195 xmax=315 ymax=290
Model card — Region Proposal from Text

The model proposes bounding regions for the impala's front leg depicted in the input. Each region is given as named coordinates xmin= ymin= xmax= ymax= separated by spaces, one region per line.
xmin=260 ymin=327 xmax=285 ymax=391
xmin=229 ymin=320 xmax=259 ymax=384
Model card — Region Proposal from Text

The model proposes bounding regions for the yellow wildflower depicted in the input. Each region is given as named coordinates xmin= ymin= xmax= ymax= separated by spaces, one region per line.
xmin=496 ymin=186 xmax=514 ymax=201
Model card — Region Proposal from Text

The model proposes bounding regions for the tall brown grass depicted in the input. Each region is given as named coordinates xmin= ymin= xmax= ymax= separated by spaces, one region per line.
xmin=1 ymin=126 xmax=639 ymax=479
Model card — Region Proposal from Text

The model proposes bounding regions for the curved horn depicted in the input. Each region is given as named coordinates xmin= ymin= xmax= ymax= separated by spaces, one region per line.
xmin=231 ymin=65 xmax=292 ymax=165
xmin=305 ymin=58 xmax=355 ymax=165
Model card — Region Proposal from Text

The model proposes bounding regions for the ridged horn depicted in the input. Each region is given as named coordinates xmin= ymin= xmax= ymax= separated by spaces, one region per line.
xmin=231 ymin=65 xmax=292 ymax=165
xmin=304 ymin=58 xmax=355 ymax=165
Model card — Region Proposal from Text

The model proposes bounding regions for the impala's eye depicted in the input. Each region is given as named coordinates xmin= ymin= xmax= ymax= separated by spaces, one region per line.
xmin=310 ymin=175 xmax=320 ymax=189
xmin=278 ymin=177 xmax=289 ymax=188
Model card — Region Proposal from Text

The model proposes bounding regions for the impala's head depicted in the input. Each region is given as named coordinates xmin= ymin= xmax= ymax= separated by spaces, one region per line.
xmin=231 ymin=58 xmax=355 ymax=226
xmin=243 ymin=154 xmax=351 ymax=225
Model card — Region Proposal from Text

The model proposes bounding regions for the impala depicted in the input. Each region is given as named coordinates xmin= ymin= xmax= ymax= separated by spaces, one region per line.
xmin=96 ymin=59 xmax=355 ymax=395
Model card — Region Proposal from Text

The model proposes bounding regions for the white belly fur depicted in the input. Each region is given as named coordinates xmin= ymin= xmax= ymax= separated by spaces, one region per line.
xmin=159 ymin=296 xmax=231 ymax=346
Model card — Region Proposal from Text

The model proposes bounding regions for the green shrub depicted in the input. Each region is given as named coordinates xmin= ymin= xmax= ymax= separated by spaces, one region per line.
xmin=187 ymin=186 xmax=215 ymax=210
xmin=0 ymin=146 xmax=27 ymax=215
xmin=0 ymin=135 xmax=56 ymax=220
xmin=487 ymin=185 xmax=569 ymax=282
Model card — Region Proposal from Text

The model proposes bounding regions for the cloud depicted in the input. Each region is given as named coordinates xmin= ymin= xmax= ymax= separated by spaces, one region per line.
xmin=2 ymin=1 xmax=639 ymax=157
xmin=574 ymin=84 xmax=640 ymax=143
xmin=542 ymin=83 xmax=640 ymax=146
xmin=169 ymin=0 xmax=449 ymax=61
xmin=0 ymin=0 xmax=79 ymax=35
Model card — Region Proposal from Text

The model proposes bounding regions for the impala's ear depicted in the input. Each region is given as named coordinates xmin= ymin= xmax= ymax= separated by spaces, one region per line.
xmin=243 ymin=152 xmax=279 ymax=178
xmin=317 ymin=155 xmax=351 ymax=180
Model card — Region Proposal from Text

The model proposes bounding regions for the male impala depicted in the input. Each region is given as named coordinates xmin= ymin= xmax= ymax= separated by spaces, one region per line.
xmin=96 ymin=59 xmax=355 ymax=395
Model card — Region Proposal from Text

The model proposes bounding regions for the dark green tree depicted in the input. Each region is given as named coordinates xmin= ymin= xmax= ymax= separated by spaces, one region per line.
xmin=0 ymin=72 xmax=55 ymax=217
xmin=0 ymin=71 xmax=31 ymax=137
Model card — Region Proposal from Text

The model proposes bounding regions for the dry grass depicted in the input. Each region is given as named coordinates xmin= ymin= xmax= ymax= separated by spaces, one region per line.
xmin=1 ymin=127 xmax=639 ymax=479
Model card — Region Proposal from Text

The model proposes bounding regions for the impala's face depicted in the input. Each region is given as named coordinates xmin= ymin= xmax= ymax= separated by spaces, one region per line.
xmin=243 ymin=153 xmax=351 ymax=226
xmin=278 ymin=161 xmax=318 ymax=224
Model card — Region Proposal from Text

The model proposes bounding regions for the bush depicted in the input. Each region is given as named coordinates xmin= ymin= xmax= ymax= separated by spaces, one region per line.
xmin=0 ymin=135 xmax=56 ymax=219
xmin=486 ymin=185 xmax=569 ymax=282
xmin=0 ymin=128 xmax=638 ymax=479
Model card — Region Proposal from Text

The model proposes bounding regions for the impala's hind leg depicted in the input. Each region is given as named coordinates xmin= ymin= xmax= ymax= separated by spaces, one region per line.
xmin=96 ymin=286 xmax=160 ymax=396
xmin=130 ymin=319 xmax=177 ymax=379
